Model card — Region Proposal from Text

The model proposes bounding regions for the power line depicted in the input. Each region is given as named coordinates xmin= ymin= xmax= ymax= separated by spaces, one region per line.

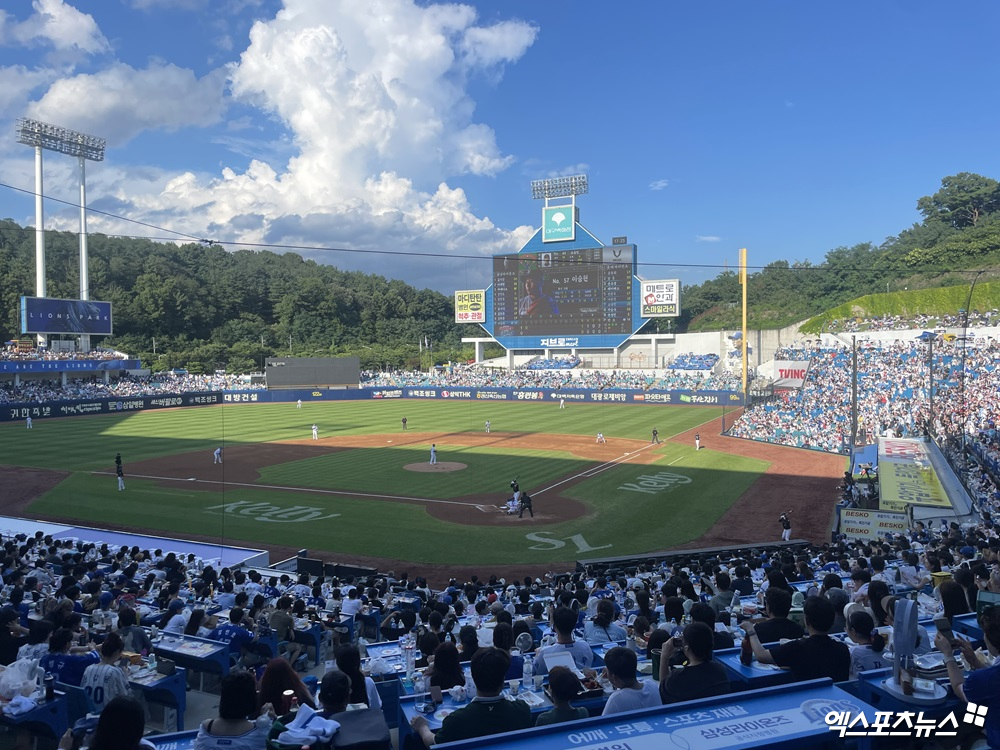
xmin=0 ymin=179 xmax=991 ymax=276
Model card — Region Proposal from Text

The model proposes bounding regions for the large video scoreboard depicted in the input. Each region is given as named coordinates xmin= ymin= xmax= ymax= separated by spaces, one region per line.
xmin=492 ymin=246 xmax=635 ymax=339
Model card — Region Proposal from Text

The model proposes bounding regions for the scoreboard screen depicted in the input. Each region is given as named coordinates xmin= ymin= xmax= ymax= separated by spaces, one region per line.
xmin=492 ymin=247 xmax=634 ymax=338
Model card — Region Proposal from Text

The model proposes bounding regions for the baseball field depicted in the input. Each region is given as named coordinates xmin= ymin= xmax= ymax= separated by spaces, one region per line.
xmin=0 ymin=400 xmax=846 ymax=573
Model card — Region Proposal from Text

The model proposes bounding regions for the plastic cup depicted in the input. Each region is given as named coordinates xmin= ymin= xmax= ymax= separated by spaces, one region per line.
xmin=508 ymin=679 xmax=520 ymax=695
xmin=533 ymin=675 xmax=544 ymax=690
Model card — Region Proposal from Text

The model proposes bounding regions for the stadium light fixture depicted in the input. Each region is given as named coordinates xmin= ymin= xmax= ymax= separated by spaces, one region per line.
xmin=15 ymin=118 xmax=106 ymax=350
xmin=530 ymin=174 xmax=589 ymax=200
xmin=16 ymin=118 xmax=106 ymax=161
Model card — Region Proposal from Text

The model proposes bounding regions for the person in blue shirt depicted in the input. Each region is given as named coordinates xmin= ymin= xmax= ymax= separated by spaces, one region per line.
xmin=208 ymin=608 xmax=255 ymax=657
xmin=41 ymin=628 xmax=99 ymax=686
xmin=937 ymin=606 xmax=1000 ymax=749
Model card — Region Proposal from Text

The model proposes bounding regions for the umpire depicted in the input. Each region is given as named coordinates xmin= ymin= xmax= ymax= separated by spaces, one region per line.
xmin=518 ymin=492 xmax=533 ymax=519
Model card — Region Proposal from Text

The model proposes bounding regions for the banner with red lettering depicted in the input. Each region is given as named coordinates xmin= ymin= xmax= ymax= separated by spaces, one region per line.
xmin=773 ymin=360 xmax=810 ymax=389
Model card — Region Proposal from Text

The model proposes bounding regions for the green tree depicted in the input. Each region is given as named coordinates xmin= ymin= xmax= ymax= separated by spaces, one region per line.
xmin=916 ymin=172 xmax=1000 ymax=229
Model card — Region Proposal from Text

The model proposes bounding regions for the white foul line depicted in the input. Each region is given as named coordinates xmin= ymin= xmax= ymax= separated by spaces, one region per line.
xmin=92 ymin=472 xmax=472 ymax=507
xmin=534 ymin=443 xmax=660 ymax=496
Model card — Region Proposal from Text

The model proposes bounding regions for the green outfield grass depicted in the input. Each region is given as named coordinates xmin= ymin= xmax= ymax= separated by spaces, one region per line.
xmin=0 ymin=400 xmax=762 ymax=565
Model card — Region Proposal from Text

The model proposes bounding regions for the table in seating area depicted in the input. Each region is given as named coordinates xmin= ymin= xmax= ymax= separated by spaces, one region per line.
xmin=153 ymin=634 xmax=230 ymax=690
xmin=0 ymin=692 xmax=69 ymax=744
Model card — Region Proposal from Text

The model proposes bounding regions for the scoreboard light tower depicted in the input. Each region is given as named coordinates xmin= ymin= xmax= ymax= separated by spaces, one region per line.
xmin=16 ymin=118 xmax=106 ymax=350
xmin=531 ymin=174 xmax=588 ymax=246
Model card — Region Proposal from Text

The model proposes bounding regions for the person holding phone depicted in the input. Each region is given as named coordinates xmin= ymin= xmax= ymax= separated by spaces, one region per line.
xmin=658 ymin=622 xmax=730 ymax=704
xmin=936 ymin=606 xmax=1000 ymax=749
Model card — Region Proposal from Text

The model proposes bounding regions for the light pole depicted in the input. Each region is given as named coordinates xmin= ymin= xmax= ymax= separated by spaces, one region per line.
xmin=15 ymin=118 xmax=106 ymax=350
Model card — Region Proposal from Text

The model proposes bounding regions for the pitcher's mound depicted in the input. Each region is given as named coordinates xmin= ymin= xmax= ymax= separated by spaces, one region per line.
xmin=405 ymin=462 xmax=467 ymax=473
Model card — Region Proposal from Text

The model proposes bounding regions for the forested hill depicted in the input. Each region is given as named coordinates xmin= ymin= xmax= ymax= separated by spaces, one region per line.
xmin=676 ymin=172 xmax=1000 ymax=332
xmin=0 ymin=221 xmax=468 ymax=373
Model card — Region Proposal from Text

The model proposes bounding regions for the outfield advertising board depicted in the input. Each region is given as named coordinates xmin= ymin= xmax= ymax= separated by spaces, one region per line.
xmin=773 ymin=360 xmax=810 ymax=389
xmin=639 ymin=279 xmax=680 ymax=317
xmin=838 ymin=507 xmax=908 ymax=541
xmin=879 ymin=461 xmax=950 ymax=512
xmin=453 ymin=290 xmax=485 ymax=323
xmin=0 ymin=386 xmax=743 ymax=421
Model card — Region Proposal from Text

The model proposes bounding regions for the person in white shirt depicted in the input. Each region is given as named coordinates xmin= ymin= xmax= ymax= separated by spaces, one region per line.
xmin=81 ymin=633 xmax=130 ymax=713
xmin=601 ymin=646 xmax=661 ymax=715
xmin=161 ymin=599 xmax=188 ymax=634
xmin=535 ymin=607 xmax=594 ymax=674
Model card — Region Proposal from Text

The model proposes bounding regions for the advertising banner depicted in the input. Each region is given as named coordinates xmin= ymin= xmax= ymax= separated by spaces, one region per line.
xmin=454 ymin=290 xmax=486 ymax=323
xmin=839 ymin=507 xmax=908 ymax=541
xmin=2 ymin=391 xmax=223 ymax=423
xmin=879 ymin=461 xmax=951 ymax=512
xmin=20 ymin=297 xmax=113 ymax=335
xmin=773 ymin=360 xmax=810 ymax=389
xmin=0 ymin=359 xmax=139 ymax=373
xmin=639 ymin=279 xmax=680 ymax=317
xmin=541 ymin=206 xmax=575 ymax=242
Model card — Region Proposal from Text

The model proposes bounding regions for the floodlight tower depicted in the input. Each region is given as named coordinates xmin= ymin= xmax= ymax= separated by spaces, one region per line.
xmin=531 ymin=174 xmax=588 ymax=206
xmin=16 ymin=118 xmax=106 ymax=350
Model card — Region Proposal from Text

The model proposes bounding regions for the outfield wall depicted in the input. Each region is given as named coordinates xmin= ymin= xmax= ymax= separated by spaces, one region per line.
xmin=1 ymin=386 xmax=743 ymax=422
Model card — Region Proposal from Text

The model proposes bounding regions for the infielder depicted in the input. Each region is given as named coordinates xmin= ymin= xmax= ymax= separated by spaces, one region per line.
xmin=214 ymin=447 xmax=223 ymax=464
xmin=485 ymin=420 xmax=491 ymax=434
xmin=116 ymin=465 xmax=126 ymax=491
xmin=695 ymin=433 xmax=701 ymax=450
xmin=596 ymin=433 xmax=606 ymax=443
xmin=312 ymin=424 xmax=319 ymax=440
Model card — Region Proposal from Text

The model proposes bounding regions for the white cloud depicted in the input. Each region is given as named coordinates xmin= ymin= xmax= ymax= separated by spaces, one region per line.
xmin=11 ymin=0 xmax=539 ymax=292
xmin=4 ymin=0 xmax=109 ymax=55
xmin=696 ymin=235 xmax=722 ymax=242
xmin=28 ymin=62 xmax=228 ymax=146
xmin=649 ymin=179 xmax=669 ymax=191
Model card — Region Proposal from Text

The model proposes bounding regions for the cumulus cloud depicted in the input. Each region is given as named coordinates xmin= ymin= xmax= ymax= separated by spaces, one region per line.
xmin=649 ymin=179 xmax=669 ymax=191
xmin=28 ymin=62 xmax=228 ymax=146
xmin=15 ymin=0 xmax=540 ymax=292
xmin=696 ymin=235 xmax=722 ymax=242
xmin=2 ymin=0 xmax=108 ymax=55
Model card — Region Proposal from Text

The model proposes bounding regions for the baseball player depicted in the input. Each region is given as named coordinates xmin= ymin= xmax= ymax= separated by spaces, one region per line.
xmin=116 ymin=465 xmax=126 ymax=492
xmin=779 ymin=510 xmax=793 ymax=542
xmin=297 ymin=399 xmax=302 ymax=409
xmin=25 ymin=416 xmax=32 ymax=429
xmin=214 ymin=447 xmax=223 ymax=464
xmin=485 ymin=420 xmax=491 ymax=434
xmin=401 ymin=416 xmax=407 ymax=430
xmin=695 ymin=433 xmax=701 ymax=450
xmin=115 ymin=452 xmax=122 ymax=469
xmin=429 ymin=444 xmax=437 ymax=465
xmin=312 ymin=424 xmax=319 ymax=440
xmin=559 ymin=398 xmax=565 ymax=409
xmin=596 ymin=433 xmax=606 ymax=443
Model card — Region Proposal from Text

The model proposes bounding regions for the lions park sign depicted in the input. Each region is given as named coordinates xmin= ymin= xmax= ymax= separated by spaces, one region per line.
xmin=618 ymin=471 xmax=692 ymax=495
xmin=205 ymin=500 xmax=340 ymax=523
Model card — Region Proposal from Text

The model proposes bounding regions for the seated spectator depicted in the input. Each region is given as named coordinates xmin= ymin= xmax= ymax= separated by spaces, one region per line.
xmin=195 ymin=671 xmax=275 ymax=750
xmin=424 ymin=641 xmax=465 ymax=691
xmin=658 ymin=622 xmax=730 ymax=704
xmin=689 ymin=603 xmax=734 ymax=650
xmin=59 ymin=695 xmax=154 ymax=750
xmin=936 ymin=605 xmax=1000 ymax=750
xmin=17 ymin=620 xmax=53 ymax=662
xmin=209 ymin=608 xmax=255 ymax=660
xmin=845 ymin=611 xmax=889 ymax=678
xmin=41 ymin=627 xmax=99 ymax=686
xmin=584 ymin=600 xmax=627 ymax=644
xmin=81 ymin=632 xmax=130 ymax=713
xmin=753 ymin=588 xmax=805 ymax=643
xmin=0 ymin=608 xmax=28 ymax=664
xmin=160 ymin=599 xmax=188 ymax=634
xmin=184 ymin=609 xmax=216 ymax=639
xmin=380 ymin=609 xmax=416 ymax=642
xmin=269 ymin=597 xmax=303 ymax=666
xmin=601 ymin=646 xmax=661 ymax=715
xmin=335 ymin=645 xmax=381 ymax=710
xmin=741 ymin=596 xmax=850 ymax=682
xmin=457 ymin=625 xmax=481 ymax=663
xmin=257 ymin=658 xmax=316 ymax=713
xmin=410 ymin=647 xmax=531 ymax=746
xmin=707 ymin=572 xmax=737 ymax=615
xmin=535 ymin=607 xmax=594 ymax=673
xmin=306 ymin=671 xmax=391 ymax=750
xmin=534 ymin=666 xmax=588 ymax=727
xmin=117 ymin=609 xmax=153 ymax=655
xmin=415 ymin=633 xmax=440 ymax=670
xmin=491 ymin=623 xmax=524 ymax=681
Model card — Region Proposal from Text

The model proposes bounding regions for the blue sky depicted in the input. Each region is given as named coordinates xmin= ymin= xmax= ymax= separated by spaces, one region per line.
xmin=0 ymin=0 xmax=998 ymax=293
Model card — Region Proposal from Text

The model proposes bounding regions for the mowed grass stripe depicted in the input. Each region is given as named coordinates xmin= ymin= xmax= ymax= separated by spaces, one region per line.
xmin=1 ymin=400 xmax=761 ymax=565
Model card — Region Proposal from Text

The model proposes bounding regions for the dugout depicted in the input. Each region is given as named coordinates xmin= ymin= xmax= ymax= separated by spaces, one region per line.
xmin=265 ymin=356 xmax=360 ymax=389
